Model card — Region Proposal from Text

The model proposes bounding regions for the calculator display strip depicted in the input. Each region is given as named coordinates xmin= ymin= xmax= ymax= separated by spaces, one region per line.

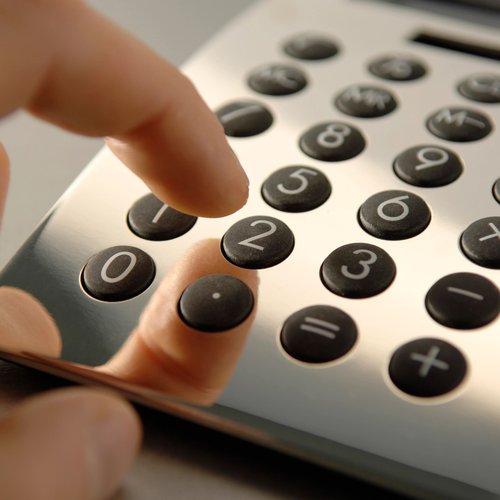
xmin=411 ymin=30 xmax=500 ymax=61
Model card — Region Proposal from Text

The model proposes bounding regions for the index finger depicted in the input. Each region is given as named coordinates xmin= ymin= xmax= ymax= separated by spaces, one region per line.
xmin=0 ymin=0 xmax=248 ymax=217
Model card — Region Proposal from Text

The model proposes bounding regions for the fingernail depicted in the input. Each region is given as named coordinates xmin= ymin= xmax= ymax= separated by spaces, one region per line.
xmin=86 ymin=393 xmax=141 ymax=500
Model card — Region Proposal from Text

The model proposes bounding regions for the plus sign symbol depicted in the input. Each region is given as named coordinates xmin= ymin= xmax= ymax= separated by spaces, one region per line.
xmin=389 ymin=338 xmax=467 ymax=398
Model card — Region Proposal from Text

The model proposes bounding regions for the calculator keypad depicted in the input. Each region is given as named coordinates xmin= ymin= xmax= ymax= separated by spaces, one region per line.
xmin=457 ymin=73 xmax=500 ymax=103
xmin=494 ymin=179 xmax=500 ymax=203
xmin=334 ymin=84 xmax=398 ymax=118
xmin=178 ymin=274 xmax=254 ymax=332
xmin=283 ymin=33 xmax=339 ymax=61
xmin=280 ymin=305 xmax=358 ymax=363
xmin=320 ymin=243 xmax=396 ymax=298
xmin=426 ymin=106 xmax=492 ymax=142
xmin=82 ymin=246 xmax=156 ymax=302
xmin=358 ymin=190 xmax=431 ymax=240
xmin=128 ymin=194 xmax=197 ymax=241
xmin=74 ymin=16 xmax=499 ymax=406
xmin=221 ymin=216 xmax=295 ymax=269
xmin=299 ymin=122 xmax=365 ymax=161
xmin=248 ymin=64 xmax=308 ymax=96
xmin=216 ymin=100 xmax=273 ymax=137
xmin=261 ymin=166 xmax=331 ymax=212
xmin=389 ymin=338 xmax=467 ymax=398
xmin=368 ymin=54 xmax=427 ymax=81
xmin=425 ymin=273 xmax=499 ymax=329
xmin=393 ymin=145 xmax=463 ymax=187
xmin=460 ymin=217 xmax=500 ymax=269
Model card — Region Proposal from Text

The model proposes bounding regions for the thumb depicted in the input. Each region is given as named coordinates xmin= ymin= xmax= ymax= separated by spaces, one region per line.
xmin=0 ymin=387 xmax=141 ymax=500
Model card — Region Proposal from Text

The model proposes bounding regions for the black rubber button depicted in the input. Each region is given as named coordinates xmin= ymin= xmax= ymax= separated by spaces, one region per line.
xmin=248 ymin=64 xmax=307 ymax=96
xmin=178 ymin=274 xmax=254 ymax=333
xmin=299 ymin=122 xmax=365 ymax=162
xmin=425 ymin=272 xmax=499 ymax=329
xmin=321 ymin=243 xmax=396 ymax=298
xmin=280 ymin=305 xmax=357 ymax=363
xmin=368 ymin=54 xmax=427 ymax=81
xmin=335 ymin=85 xmax=397 ymax=118
xmin=457 ymin=74 xmax=500 ymax=103
xmin=494 ymin=179 xmax=500 ymax=203
xmin=393 ymin=145 xmax=463 ymax=187
xmin=460 ymin=217 xmax=500 ymax=269
xmin=389 ymin=338 xmax=467 ymax=398
xmin=82 ymin=246 xmax=155 ymax=302
xmin=221 ymin=215 xmax=294 ymax=269
xmin=358 ymin=190 xmax=431 ymax=240
xmin=216 ymin=100 xmax=273 ymax=137
xmin=283 ymin=33 xmax=339 ymax=61
xmin=127 ymin=193 xmax=197 ymax=241
xmin=261 ymin=166 xmax=331 ymax=212
xmin=426 ymin=107 xmax=492 ymax=142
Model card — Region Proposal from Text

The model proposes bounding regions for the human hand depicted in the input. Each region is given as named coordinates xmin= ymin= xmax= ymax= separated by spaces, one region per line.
xmin=0 ymin=1 xmax=255 ymax=498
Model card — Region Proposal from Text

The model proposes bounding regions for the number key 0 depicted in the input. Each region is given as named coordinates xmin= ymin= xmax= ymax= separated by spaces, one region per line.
xmin=221 ymin=216 xmax=295 ymax=269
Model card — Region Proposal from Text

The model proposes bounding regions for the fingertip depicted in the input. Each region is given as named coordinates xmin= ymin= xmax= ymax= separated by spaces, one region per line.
xmin=106 ymin=109 xmax=250 ymax=218
xmin=0 ymin=387 xmax=141 ymax=500
xmin=0 ymin=143 xmax=9 ymax=223
xmin=101 ymin=240 xmax=258 ymax=404
xmin=0 ymin=287 xmax=62 ymax=357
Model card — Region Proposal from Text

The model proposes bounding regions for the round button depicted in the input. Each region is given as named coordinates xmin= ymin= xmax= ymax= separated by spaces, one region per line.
xmin=82 ymin=246 xmax=155 ymax=302
xmin=261 ymin=166 xmax=331 ymax=212
xmin=334 ymin=85 xmax=397 ymax=118
xmin=280 ymin=305 xmax=357 ymax=363
xmin=248 ymin=64 xmax=307 ymax=96
xmin=393 ymin=145 xmax=463 ymax=187
xmin=358 ymin=190 xmax=431 ymax=240
xmin=494 ymin=179 xmax=500 ymax=203
xmin=216 ymin=100 xmax=273 ymax=137
xmin=127 ymin=193 xmax=197 ymax=241
xmin=460 ymin=217 xmax=500 ymax=269
xmin=457 ymin=74 xmax=500 ymax=103
xmin=426 ymin=107 xmax=492 ymax=142
xmin=368 ymin=54 xmax=427 ymax=81
xmin=426 ymin=272 xmax=499 ymax=329
xmin=389 ymin=338 xmax=467 ymax=398
xmin=221 ymin=215 xmax=294 ymax=269
xmin=178 ymin=274 xmax=254 ymax=332
xmin=283 ymin=33 xmax=339 ymax=61
xmin=299 ymin=122 xmax=365 ymax=162
xmin=321 ymin=243 xmax=396 ymax=298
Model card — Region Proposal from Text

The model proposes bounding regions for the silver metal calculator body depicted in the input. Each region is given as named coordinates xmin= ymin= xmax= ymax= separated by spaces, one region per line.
xmin=1 ymin=0 xmax=499 ymax=498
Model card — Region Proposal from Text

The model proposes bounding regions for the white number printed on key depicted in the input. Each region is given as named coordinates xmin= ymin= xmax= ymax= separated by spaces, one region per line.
xmin=414 ymin=147 xmax=449 ymax=171
xmin=277 ymin=168 xmax=318 ymax=195
xmin=238 ymin=220 xmax=278 ymax=251
xmin=100 ymin=251 xmax=137 ymax=284
xmin=377 ymin=195 xmax=410 ymax=221
xmin=341 ymin=249 xmax=378 ymax=280
xmin=317 ymin=124 xmax=351 ymax=149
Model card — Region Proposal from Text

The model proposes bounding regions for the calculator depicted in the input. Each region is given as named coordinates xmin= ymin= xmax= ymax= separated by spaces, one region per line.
xmin=1 ymin=0 xmax=499 ymax=498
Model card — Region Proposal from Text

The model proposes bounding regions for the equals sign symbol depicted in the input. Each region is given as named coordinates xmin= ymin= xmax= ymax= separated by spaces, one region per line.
xmin=300 ymin=317 xmax=340 ymax=339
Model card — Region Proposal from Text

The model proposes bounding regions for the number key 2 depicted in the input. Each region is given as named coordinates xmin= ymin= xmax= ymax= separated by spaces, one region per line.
xmin=221 ymin=216 xmax=295 ymax=269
